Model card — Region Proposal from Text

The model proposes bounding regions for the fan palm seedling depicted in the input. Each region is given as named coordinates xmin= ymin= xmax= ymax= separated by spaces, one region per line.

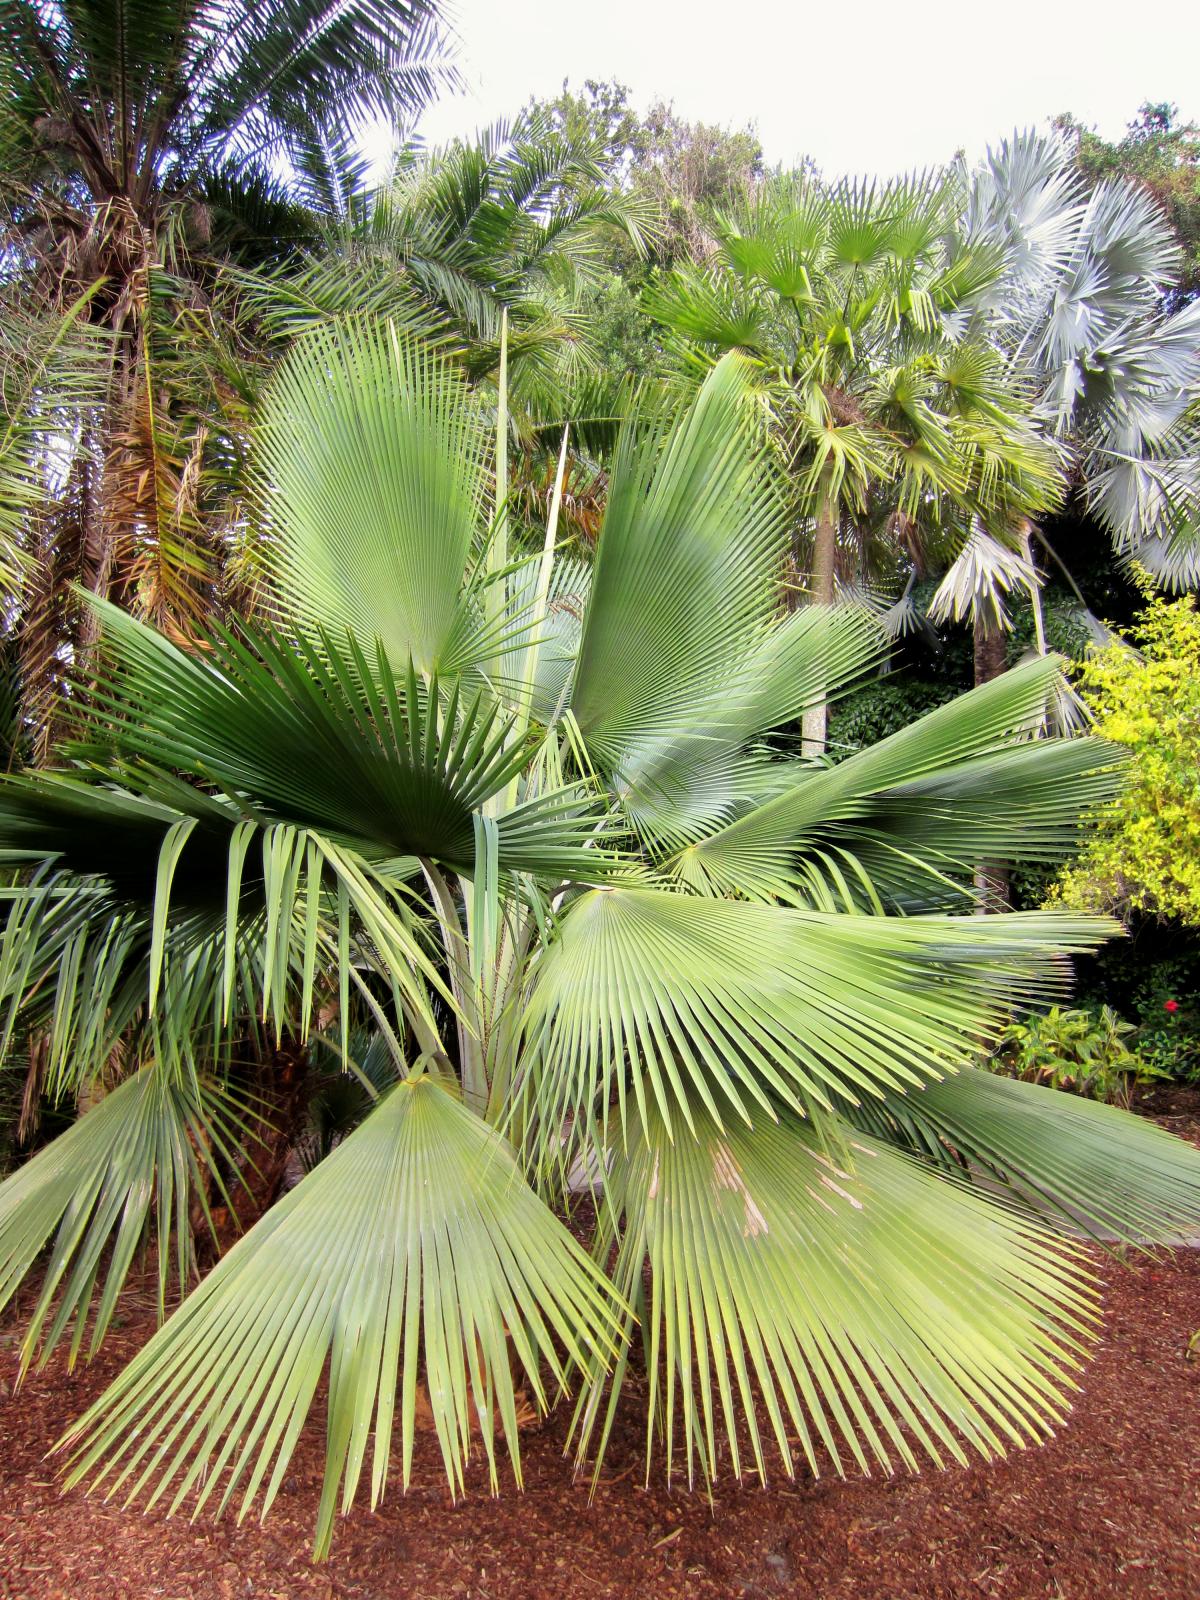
xmin=1 ymin=324 xmax=1199 ymax=1560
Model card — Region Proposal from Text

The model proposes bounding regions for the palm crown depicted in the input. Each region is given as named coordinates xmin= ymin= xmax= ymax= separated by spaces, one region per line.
xmin=643 ymin=173 xmax=1062 ymax=571
xmin=242 ymin=113 xmax=654 ymax=386
xmin=642 ymin=172 xmax=1064 ymax=735
xmin=961 ymin=130 xmax=1200 ymax=589
xmin=0 ymin=0 xmax=451 ymax=751
xmin=1 ymin=321 xmax=1199 ymax=1558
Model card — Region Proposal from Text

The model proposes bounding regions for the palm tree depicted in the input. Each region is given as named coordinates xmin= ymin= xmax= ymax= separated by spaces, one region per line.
xmin=935 ymin=129 xmax=1200 ymax=659
xmin=643 ymin=172 xmax=1063 ymax=750
xmin=0 ymin=0 xmax=452 ymax=750
xmin=229 ymin=111 xmax=658 ymax=567
xmin=239 ymin=112 xmax=653 ymax=388
xmin=0 ymin=324 xmax=1198 ymax=1560
xmin=234 ymin=109 xmax=659 ymax=561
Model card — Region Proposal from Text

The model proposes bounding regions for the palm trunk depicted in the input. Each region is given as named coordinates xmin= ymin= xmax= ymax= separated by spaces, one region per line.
xmin=1021 ymin=523 xmax=1047 ymax=656
xmin=973 ymin=609 xmax=1006 ymax=688
xmin=800 ymin=492 xmax=838 ymax=757
xmin=973 ymin=609 xmax=1009 ymax=908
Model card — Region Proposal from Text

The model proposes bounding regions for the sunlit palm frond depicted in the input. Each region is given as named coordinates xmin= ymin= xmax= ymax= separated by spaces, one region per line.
xmin=60 ymin=1074 xmax=624 ymax=1559
xmin=573 ymin=1099 xmax=1097 ymax=1489
xmin=521 ymin=882 xmax=1113 ymax=1142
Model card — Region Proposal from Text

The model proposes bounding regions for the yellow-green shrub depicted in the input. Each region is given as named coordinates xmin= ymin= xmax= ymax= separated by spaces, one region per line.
xmin=1054 ymin=588 xmax=1200 ymax=923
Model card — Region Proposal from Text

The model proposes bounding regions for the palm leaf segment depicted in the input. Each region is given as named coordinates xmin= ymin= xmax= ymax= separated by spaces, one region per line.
xmin=0 ymin=327 xmax=1196 ymax=1557
xmin=574 ymin=1101 xmax=1096 ymax=1490
xmin=59 ymin=1074 xmax=623 ymax=1561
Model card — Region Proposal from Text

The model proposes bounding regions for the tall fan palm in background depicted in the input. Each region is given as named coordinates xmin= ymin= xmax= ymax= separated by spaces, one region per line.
xmin=0 ymin=0 xmax=452 ymax=754
xmin=931 ymin=131 xmax=1200 ymax=665
xmin=642 ymin=173 xmax=1063 ymax=744
xmin=0 ymin=323 xmax=1198 ymax=1556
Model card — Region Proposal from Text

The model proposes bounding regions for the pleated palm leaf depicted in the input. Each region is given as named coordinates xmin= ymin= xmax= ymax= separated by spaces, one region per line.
xmin=3 ymin=322 xmax=1200 ymax=1560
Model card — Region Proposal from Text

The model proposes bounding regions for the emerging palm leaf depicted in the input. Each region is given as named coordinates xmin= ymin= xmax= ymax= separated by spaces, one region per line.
xmin=1 ymin=322 xmax=1198 ymax=1561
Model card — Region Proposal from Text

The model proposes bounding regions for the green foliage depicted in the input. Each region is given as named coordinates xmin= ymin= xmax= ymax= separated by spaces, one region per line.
xmin=643 ymin=171 xmax=1065 ymax=688
xmin=529 ymin=79 xmax=764 ymax=270
xmin=1111 ymin=938 xmax=1200 ymax=1081
xmin=575 ymin=269 xmax=663 ymax=375
xmin=629 ymin=100 xmax=765 ymax=265
xmin=239 ymin=112 xmax=653 ymax=375
xmin=828 ymin=676 xmax=958 ymax=755
xmin=994 ymin=1005 xmax=1160 ymax=1107
xmin=1053 ymin=589 xmax=1200 ymax=924
xmin=1008 ymin=592 xmax=1097 ymax=663
xmin=0 ymin=0 xmax=454 ymax=751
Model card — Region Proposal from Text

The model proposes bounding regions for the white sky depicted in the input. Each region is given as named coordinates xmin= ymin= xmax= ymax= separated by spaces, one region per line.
xmin=402 ymin=0 xmax=1200 ymax=178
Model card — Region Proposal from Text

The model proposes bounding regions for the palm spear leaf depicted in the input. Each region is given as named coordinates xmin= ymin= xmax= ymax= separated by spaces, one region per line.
xmin=59 ymin=1075 xmax=625 ymax=1559
xmin=0 ymin=1064 xmax=249 ymax=1372
xmin=572 ymin=1101 xmax=1097 ymax=1490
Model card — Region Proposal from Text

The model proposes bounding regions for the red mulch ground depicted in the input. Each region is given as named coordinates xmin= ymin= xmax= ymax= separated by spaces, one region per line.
xmin=3 ymin=1091 xmax=1200 ymax=1600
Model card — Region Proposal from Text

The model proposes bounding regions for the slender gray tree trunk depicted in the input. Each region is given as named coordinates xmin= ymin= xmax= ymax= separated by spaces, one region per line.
xmin=973 ymin=609 xmax=1009 ymax=908
xmin=800 ymin=494 xmax=838 ymax=757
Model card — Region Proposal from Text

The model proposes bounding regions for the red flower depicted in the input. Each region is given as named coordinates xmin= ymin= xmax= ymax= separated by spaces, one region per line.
xmin=1165 ymin=999 xmax=1180 ymax=1013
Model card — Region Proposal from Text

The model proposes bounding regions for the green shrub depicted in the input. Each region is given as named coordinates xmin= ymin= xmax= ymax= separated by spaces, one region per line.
xmin=1053 ymin=588 xmax=1200 ymax=924
xmin=994 ymin=1004 xmax=1165 ymax=1106
xmin=828 ymin=676 xmax=957 ymax=754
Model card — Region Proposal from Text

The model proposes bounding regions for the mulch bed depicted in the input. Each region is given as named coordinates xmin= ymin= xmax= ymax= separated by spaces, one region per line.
xmin=3 ymin=1090 xmax=1200 ymax=1600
